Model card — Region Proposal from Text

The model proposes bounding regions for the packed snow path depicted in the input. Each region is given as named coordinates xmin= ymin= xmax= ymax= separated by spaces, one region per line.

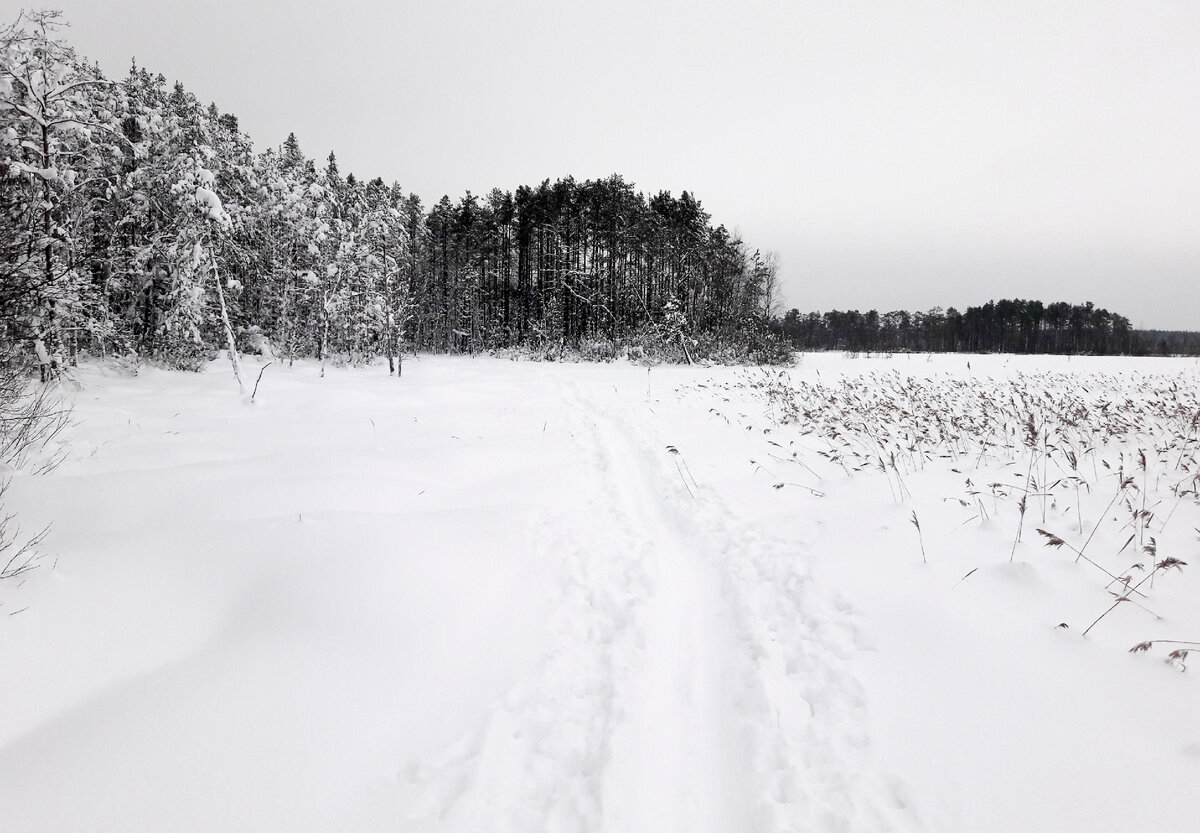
xmin=409 ymin=372 xmax=918 ymax=833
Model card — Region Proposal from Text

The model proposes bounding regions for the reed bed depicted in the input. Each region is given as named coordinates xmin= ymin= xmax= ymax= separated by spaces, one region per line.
xmin=685 ymin=364 xmax=1200 ymax=665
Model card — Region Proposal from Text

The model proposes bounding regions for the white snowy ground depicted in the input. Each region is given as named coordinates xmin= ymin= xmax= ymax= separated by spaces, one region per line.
xmin=2 ymin=352 xmax=1199 ymax=832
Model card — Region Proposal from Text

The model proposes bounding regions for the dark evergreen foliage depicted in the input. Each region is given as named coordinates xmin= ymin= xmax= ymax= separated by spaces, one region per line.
xmin=0 ymin=13 xmax=785 ymax=370
xmin=773 ymin=300 xmax=1143 ymax=356
xmin=1135 ymin=331 xmax=1200 ymax=356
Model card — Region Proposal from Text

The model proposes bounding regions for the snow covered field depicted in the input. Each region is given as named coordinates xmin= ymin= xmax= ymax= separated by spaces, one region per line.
xmin=3 ymin=352 xmax=1200 ymax=832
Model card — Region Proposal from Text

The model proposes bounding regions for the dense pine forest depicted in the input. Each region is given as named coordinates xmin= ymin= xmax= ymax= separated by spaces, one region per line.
xmin=772 ymin=300 xmax=1180 ymax=356
xmin=0 ymin=11 xmax=788 ymax=377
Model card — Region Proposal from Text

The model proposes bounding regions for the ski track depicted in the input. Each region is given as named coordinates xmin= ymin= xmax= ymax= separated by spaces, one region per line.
xmin=410 ymin=372 xmax=923 ymax=833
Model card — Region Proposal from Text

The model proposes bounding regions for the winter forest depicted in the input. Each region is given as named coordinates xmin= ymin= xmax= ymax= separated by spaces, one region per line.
xmin=0 ymin=11 xmax=789 ymax=379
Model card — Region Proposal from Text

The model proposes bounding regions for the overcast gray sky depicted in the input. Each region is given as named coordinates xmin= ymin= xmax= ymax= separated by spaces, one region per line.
xmin=27 ymin=0 xmax=1200 ymax=328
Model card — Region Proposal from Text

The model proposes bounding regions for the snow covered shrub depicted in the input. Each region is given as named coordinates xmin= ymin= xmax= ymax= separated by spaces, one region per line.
xmin=488 ymin=324 xmax=789 ymax=366
xmin=621 ymin=322 xmax=689 ymax=364
xmin=236 ymin=325 xmax=275 ymax=359
xmin=0 ymin=478 xmax=47 ymax=580
xmin=741 ymin=325 xmax=794 ymax=366
xmin=0 ymin=351 xmax=66 ymax=580
xmin=154 ymin=337 xmax=216 ymax=372
xmin=0 ymin=351 xmax=69 ymax=471
xmin=578 ymin=337 xmax=618 ymax=362
xmin=487 ymin=344 xmax=537 ymax=362
xmin=540 ymin=341 xmax=565 ymax=362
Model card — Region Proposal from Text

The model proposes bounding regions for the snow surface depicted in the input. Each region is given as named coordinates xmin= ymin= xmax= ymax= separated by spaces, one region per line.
xmin=2 ymin=353 xmax=1199 ymax=832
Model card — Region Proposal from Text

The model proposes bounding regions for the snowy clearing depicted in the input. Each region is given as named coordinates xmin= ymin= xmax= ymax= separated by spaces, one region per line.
xmin=3 ymin=352 xmax=1200 ymax=832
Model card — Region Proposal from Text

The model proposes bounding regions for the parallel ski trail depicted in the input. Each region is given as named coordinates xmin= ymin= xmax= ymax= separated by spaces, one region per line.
xmin=406 ymin=375 xmax=657 ymax=832
xmin=409 ymin=370 xmax=924 ymax=833
xmin=574 ymin=375 xmax=925 ymax=833
xmin=587 ymin=405 xmax=750 ymax=833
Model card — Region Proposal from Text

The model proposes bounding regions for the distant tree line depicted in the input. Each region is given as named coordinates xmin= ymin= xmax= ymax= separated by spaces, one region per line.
xmin=772 ymin=300 xmax=1142 ymax=355
xmin=1135 ymin=331 xmax=1200 ymax=357
xmin=0 ymin=11 xmax=787 ymax=378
